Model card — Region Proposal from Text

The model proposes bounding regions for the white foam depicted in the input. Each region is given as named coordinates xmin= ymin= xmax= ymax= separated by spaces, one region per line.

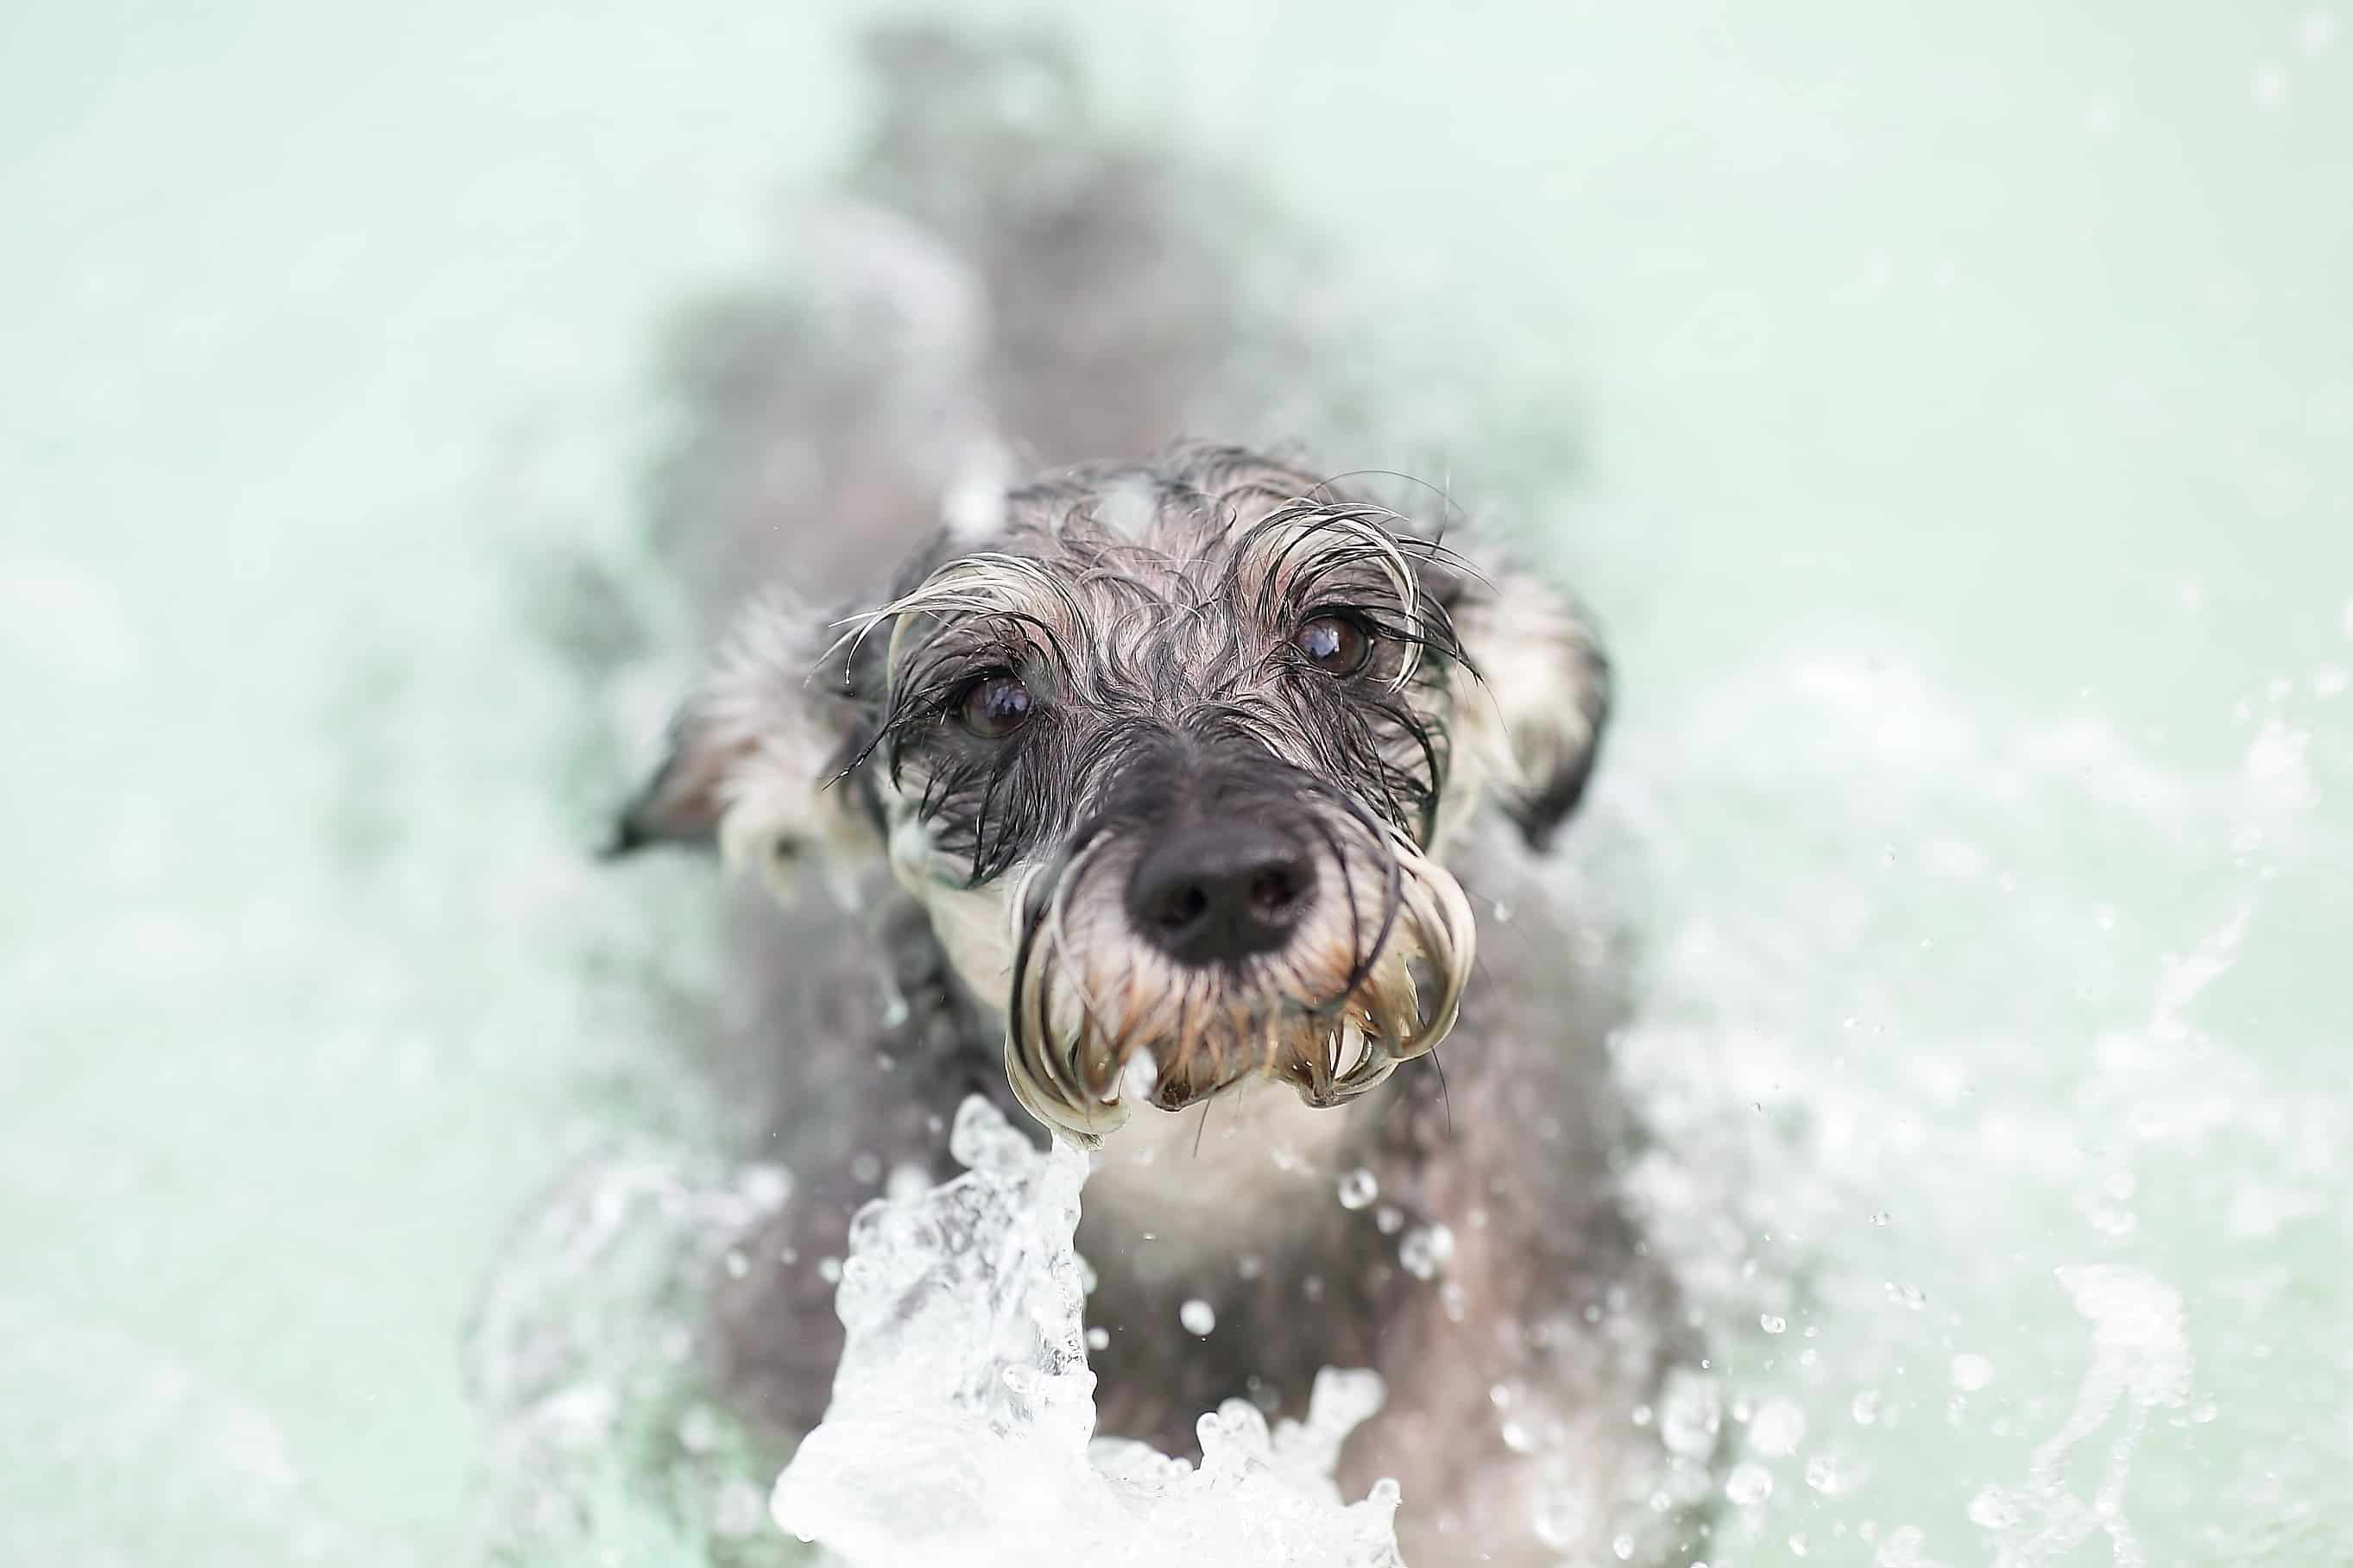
xmin=769 ymin=1096 xmax=1405 ymax=1568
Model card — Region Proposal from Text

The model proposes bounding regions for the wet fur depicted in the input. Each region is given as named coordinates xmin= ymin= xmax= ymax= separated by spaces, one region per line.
xmin=615 ymin=27 xmax=1711 ymax=1565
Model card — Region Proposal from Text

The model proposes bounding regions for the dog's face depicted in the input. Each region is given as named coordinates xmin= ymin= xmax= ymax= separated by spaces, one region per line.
xmin=617 ymin=449 xmax=1609 ymax=1143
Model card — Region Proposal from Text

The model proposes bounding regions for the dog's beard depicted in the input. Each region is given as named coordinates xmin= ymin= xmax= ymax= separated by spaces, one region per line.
xmin=1000 ymin=806 xmax=1477 ymax=1145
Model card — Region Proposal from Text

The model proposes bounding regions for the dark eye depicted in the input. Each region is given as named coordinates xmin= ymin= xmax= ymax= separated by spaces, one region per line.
xmin=1293 ymin=613 xmax=1373 ymax=676
xmin=957 ymin=671 xmax=1034 ymax=737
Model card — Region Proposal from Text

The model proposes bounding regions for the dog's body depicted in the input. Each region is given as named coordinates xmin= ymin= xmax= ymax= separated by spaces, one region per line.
xmin=610 ymin=30 xmax=1714 ymax=1565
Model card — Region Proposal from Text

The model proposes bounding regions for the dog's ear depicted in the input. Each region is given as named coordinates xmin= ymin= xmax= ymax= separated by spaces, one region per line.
xmin=1447 ymin=564 xmax=1612 ymax=852
xmin=607 ymin=593 xmax=880 ymax=893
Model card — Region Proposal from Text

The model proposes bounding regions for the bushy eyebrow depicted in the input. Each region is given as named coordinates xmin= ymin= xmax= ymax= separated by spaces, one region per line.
xmin=822 ymin=481 xmax=1494 ymax=872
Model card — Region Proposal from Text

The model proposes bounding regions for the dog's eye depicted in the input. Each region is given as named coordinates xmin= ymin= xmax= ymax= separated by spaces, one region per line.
xmin=958 ymin=671 xmax=1034 ymax=737
xmin=1294 ymin=614 xmax=1373 ymax=676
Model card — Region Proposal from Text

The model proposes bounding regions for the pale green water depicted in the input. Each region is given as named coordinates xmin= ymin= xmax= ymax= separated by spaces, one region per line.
xmin=3 ymin=3 xmax=2347 ymax=1565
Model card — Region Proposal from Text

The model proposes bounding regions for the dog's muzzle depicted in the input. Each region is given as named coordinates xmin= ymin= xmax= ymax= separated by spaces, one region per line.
xmin=1000 ymin=793 xmax=1476 ymax=1145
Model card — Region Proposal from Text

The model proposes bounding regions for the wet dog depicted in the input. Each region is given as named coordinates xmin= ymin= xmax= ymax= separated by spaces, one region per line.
xmin=606 ymin=28 xmax=1713 ymax=1565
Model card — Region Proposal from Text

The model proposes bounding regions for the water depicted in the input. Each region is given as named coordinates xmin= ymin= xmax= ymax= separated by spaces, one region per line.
xmin=4 ymin=3 xmax=2348 ymax=1565
xmin=768 ymin=1095 xmax=1404 ymax=1567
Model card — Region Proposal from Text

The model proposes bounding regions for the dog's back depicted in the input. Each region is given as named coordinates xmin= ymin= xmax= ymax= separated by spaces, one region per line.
xmin=648 ymin=25 xmax=1328 ymax=623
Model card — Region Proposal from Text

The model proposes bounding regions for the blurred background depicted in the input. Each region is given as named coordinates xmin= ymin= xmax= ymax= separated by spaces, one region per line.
xmin=4 ymin=2 xmax=2347 ymax=1565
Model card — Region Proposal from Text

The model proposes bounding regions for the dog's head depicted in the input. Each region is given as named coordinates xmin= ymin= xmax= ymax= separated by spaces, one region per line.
xmin=615 ymin=448 xmax=1608 ymax=1142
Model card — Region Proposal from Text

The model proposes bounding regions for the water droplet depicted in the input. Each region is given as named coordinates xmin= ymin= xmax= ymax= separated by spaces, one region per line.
xmin=1658 ymin=1370 xmax=1722 ymax=1458
xmin=1725 ymin=1462 xmax=1774 ymax=1505
xmin=1612 ymin=1531 xmax=1636 ymax=1560
xmin=1178 ymin=1298 xmax=1216 ymax=1335
xmin=1760 ymin=1312 xmax=1788 ymax=1334
xmin=1967 ymin=1486 xmax=2019 ymax=1528
xmin=1531 ymin=1491 xmax=1590 ymax=1549
xmin=1337 ymin=1168 xmax=1379 ymax=1210
xmin=849 ymin=1151 xmax=881 ymax=1185
xmin=676 ymin=1404 xmax=720 ymax=1453
xmin=1851 ymin=1389 xmax=1881 ymax=1426
xmin=1804 ymin=1451 xmax=1863 ymax=1496
xmin=1400 ymin=1223 xmax=1455 ymax=1280
xmin=1373 ymin=1204 xmax=1404 ymax=1235
xmin=817 ymin=1256 xmax=842 ymax=1284
xmin=710 ymin=1478 xmax=767 ymax=1539
xmin=1750 ymin=1396 xmax=1807 ymax=1457
xmin=1950 ymin=1352 xmax=1994 ymax=1391
xmin=1085 ymin=1326 xmax=1109 ymax=1351
xmin=1120 ymin=1050 xmax=1158 ymax=1104
xmin=739 ymin=1163 xmax=792 ymax=1211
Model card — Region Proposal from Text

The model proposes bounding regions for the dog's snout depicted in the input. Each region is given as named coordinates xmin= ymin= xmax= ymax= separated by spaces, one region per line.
xmin=1127 ymin=825 xmax=1315 ymax=965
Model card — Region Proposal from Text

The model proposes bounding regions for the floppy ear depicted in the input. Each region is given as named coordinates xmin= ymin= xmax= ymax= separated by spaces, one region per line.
xmin=1450 ymin=566 xmax=1612 ymax=852
xmin=607 ymin=592 xmax=880 ymax=894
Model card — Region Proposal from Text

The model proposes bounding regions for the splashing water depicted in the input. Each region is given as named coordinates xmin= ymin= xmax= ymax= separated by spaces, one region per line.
xmin=1592 ymin=635 xmax=2348 ymax=1565
xmin=1967 ymin=1267 xmax=2191 ymax=1567
xmin=7 ymin=6 xmax=2350 ymax=1567
xmin=769 ymin=1096 xmax=1404 ymax=1568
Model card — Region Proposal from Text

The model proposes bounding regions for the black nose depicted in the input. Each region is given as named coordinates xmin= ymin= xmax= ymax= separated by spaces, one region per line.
xmin=1127 ymin=826 xmax=1316 ymax=965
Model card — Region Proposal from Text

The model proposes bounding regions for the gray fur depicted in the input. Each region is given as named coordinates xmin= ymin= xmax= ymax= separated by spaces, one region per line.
xmin=614 ymin=27 xmax=1714 ymax=1566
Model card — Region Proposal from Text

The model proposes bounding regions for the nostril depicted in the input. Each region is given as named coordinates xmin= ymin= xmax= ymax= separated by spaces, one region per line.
xmin=1248 ymin=866 xmax=1302 ymax=916
xmin=1154 ymin=883 xmax=1209 ymax=931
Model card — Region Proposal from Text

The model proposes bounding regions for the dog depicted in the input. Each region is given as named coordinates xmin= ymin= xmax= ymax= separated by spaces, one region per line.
xmin=603 ymin=28 xmax=1715 ymax=1565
